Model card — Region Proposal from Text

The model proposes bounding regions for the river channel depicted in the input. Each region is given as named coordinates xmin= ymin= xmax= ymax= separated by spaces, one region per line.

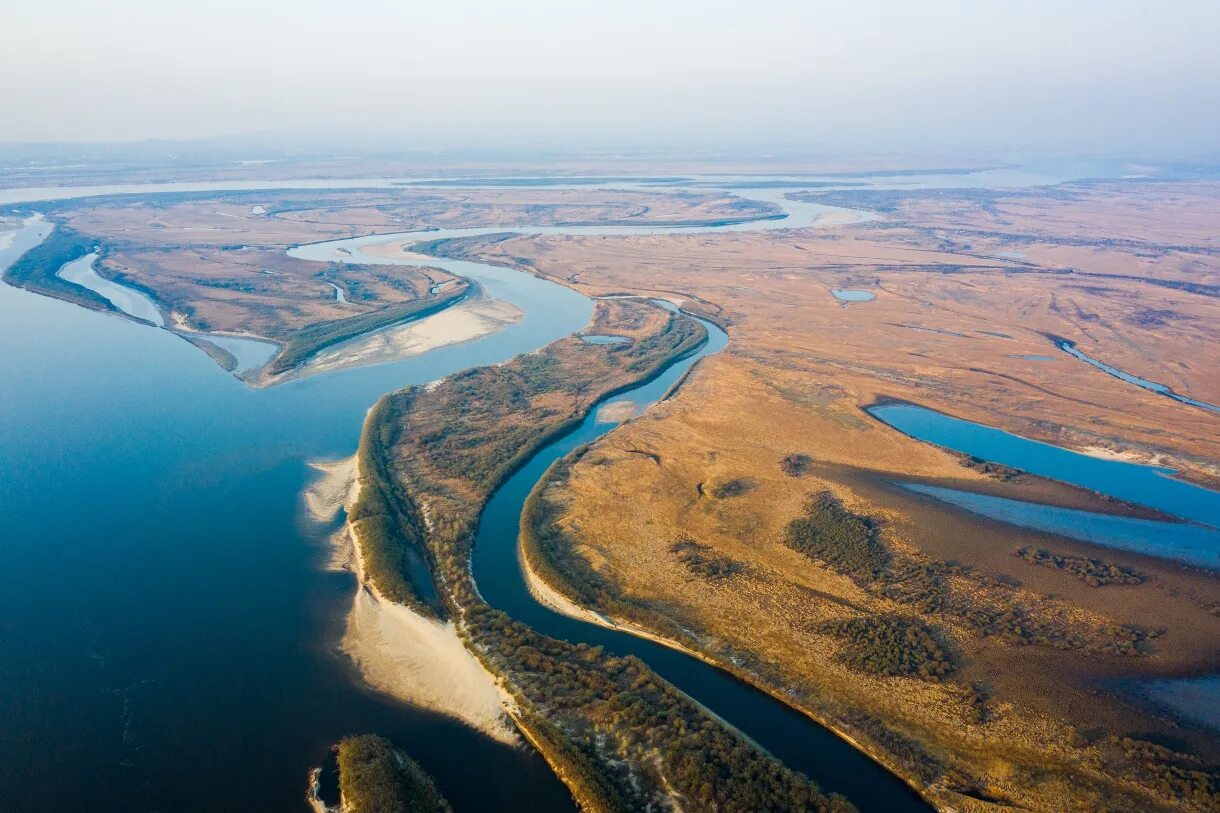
xmin=0 ymin=180 xmax=913 ymax=811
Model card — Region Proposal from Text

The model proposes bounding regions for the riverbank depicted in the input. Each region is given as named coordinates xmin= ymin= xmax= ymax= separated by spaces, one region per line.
xmin=269 ymin=292 xmax=523 ymax=386
xmin=525 ymin=347 xmax=1220 ymax=811
xmin=303 ymin=454 xmax=519 ymax=744
xmin=340 ymin=298 xmax=868 ymax=810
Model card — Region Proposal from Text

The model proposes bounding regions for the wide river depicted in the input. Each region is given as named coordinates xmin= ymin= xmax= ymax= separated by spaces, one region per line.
xmin=0 ymin=176 xmax=930 ymax=812
xmin=1 ymin=165 xmax=1188 ymax=811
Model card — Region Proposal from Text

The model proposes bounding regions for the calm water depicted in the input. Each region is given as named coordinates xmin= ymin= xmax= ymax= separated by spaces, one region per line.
xmin=578 ymin=334 xmax=630 ymax=344
xmin=832 ymin=289 xmax=876 ymax=302
xmin=0 ymin=184 xmax=927 ymax=811
xmin=902 ymin=484 xmax=1220 ymax=569
xmin=57 ymin=251 xmax=164 ymax=325
xmin=1132 ymin=676 xmax=1220 ymax=731
xmin=0 ymin=217 xmax=587 ymax=813
xmin=869 ymin=404 xmax=1220 ymax=539
xmin=1056 ymin=340 xmax=1220 ymax=414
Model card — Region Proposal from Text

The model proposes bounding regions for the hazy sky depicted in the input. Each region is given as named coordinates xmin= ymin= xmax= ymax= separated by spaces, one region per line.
xmin=3 ymin=0 xmax=1219 ymax=156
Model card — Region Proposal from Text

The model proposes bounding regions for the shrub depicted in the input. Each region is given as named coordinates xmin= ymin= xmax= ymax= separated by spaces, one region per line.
xmin=1015 ymin=547 xmax=1144 ymax=587
xmin=337 ymin=734 xmax=452 ymax=813
xmin=785 ymin=491 xmax=889 ymax=578
xmin=781 ymin=454 xmax=814 ymax=477
xmin=818 ymin=615 xmax=956 ymax=680
xmin=670 ymin=538 xmax=746 ymax=580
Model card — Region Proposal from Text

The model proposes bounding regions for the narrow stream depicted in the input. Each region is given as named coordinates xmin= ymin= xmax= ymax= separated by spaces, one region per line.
xmin=0 ymin=183 xmax=914 ymax=811
xmin=1055 ymin=339 xmax=1220 ymax=414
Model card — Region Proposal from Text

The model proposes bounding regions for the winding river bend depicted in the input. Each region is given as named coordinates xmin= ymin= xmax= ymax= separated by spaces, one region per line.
xmin=469 ymin=314 xmax=928 ymax=810
xmin=0 ymin=183 xmax=917 ymax=812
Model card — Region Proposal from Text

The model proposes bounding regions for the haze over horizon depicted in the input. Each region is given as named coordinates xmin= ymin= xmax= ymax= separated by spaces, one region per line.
xmin=3 ymin=0 xmax=1220 ymax=159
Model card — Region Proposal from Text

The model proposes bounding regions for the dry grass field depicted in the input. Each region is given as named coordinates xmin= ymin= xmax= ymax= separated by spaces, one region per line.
xmin=475 ymin=180 xmax=1220 ymax=810
xmin=453 ymin=181 xmax=1220 ymax=486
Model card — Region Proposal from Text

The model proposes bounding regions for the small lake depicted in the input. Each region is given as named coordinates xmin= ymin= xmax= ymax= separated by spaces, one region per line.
xmin=832 ymin=289 xmax=876 ymax=302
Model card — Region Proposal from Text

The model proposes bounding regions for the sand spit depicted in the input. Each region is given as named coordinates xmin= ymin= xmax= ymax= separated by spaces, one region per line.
xmin=596 ymin=400 xmax=640 ymax=424
xmin=341 ymin=584 xmax=518 ymax=745
xmin=278 ymin=294 xmax=523 ymax=382
xmin=305 ymin=767 xmax=338 ymax=813
xmin=313 ymin=455 xmax=517 ymax=744
xmin=303 ymin=455 xmax=359 ymax=524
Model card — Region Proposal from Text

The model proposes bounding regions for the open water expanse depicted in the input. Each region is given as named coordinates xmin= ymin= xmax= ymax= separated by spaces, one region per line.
xmin=2 ymin=165 xmax=1212 ymax=810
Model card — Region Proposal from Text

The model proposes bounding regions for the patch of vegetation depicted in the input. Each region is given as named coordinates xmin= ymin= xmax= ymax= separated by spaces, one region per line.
xmin=817 ymin=615 xmax=956 ymax=680
xmin=466 ymin=606 xmax=853 ymax=813
xmin=2 ymin=224 xmax=118 ymax=313
xmin=781 ymin=453 xmax=814 ymax=477
xmin=268 ymin=282 xmax=468 ymax=375
xmin=670 ymin=538 xmax=746 ymax=580
xmin=710 ymin=477 xmax=757 ymax=498
xmin=337 ymin=735 xmax=451 ymax=813
xmin=784 ymin=494 xmax=1156 ymax=657
xmin=1016 ymin=547 xmax=1145 ymax=587
xmin=347 ymin=395 xmax=439 ymax=615
xmin=957 ymin=454 xmax=1024 ymax=481
xmin=1102 ymin=736 xmax=1220 ymax=811
xmin=785 ymin=491 xmax=890 ymax=579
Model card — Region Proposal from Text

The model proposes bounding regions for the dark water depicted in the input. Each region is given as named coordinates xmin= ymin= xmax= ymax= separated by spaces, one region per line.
xmin=868 ymin=403 xmax=1220 ymax=531
xmin=1 ymin=205 xmax=930 ymax=812
xmin=472 ymin=319 xmax=931 ymax=812
xmin=0 ymin=219 xmax=586 ymax=813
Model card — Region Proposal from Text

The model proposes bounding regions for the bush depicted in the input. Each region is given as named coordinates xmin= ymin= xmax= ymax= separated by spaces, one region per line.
xmin=670 ymin=538 xmax=746 ymax=580
xmin=337 ymin=734 xmax=452 ymax=813
xmin=1015 ymin=547 xmax=1144 ymax=587
xmin=818 ymin=615 xmax=956 ymax=680
xmin=785 ymin=491 xmax=889 ymax=578
xmin=781 ymin=454 xmax=814 ymax=476
xmin=710 ymin=477 xmax=757 ymax=498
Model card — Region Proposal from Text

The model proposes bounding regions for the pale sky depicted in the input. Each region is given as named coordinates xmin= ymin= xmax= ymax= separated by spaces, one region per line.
xmin=3 ymin=0 xmax=1219 ymax=156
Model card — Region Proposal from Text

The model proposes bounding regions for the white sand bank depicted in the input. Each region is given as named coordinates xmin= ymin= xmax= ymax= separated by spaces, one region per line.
xmin=341 ymin=584 xmax=518 ymax=744
xmin=595 ymin=400 xmax=640 ymax=424
xmin=303 ymin=455 xmax=358 ymax=523
xmin=316 ymin=453 xmax=516 ymax=744
xmin=284 ymin=294 xmax=523 ymax=381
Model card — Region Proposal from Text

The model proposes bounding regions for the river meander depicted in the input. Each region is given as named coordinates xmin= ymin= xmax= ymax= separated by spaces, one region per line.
xmin=0 ymin=182 xmax=912 ymax=812
xmin=4 ymin=166 xmax=1211 ymax=811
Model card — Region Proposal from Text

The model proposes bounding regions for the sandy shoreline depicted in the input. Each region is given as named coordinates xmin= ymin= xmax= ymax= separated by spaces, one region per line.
xmin=305 ymin=454 xmax=518 ymax=745
xmin=267 ymin=292 xmax=522 ymax=385
xmin=340 ymin=583 xmax=518 ymax=745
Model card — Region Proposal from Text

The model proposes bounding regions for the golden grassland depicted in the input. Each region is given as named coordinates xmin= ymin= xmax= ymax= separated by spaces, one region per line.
xmin=42 ymin=186 xmax=774 ymax=346
xmin=530 ymin=355 xmax=1220 ymax=811
xmin=450 ymin=181 xmax=1220 ymax=487
xmin=453 ymin=181 xmax=1220 ymax=810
